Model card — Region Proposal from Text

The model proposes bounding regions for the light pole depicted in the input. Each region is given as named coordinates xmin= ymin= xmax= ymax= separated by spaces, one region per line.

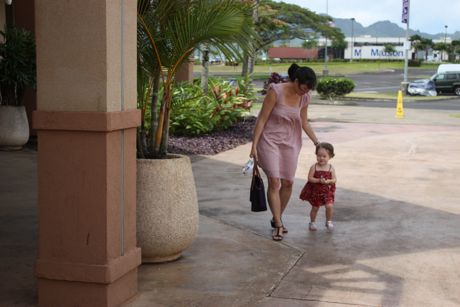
xmin=350 ymin=18 xmax=355 ymax=62
xmin=401 ymin=0 xmax=410 ymax=90
xmin=323 ymin=0 xmax=329 ymax=75
xmin=444 ymin=25 xmax=448 ymax=44
xmin=444 ymin=25 xmax=448 ymax=61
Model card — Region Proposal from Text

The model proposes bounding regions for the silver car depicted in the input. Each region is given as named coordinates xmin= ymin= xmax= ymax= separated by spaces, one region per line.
xmin=407 ymin=79 xmax=437 ymax=96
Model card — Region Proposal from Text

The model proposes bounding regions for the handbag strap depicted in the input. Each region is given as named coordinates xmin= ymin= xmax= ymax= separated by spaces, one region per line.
xmin=251 ymin=161 xmax=260 ymax=189
xmin=253 ymin=162 xmax=260 ymax=177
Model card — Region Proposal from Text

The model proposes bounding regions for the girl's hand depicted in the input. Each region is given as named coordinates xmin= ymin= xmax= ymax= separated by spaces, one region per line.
xmin=320 ymin=178 xmax=327 ymax=184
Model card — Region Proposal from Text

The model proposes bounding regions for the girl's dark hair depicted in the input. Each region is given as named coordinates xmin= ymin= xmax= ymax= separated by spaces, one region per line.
xmin=287 ymin=63 xmax=317 ymax=90
xmin=316 ymin=142 xmax=335 ymax=158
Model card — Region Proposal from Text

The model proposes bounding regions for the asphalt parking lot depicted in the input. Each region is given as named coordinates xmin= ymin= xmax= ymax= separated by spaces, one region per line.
xmin=350 ymin=68 xmax=436 ymax=93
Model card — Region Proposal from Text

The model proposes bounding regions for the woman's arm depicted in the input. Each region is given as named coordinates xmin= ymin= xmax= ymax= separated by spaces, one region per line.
xmin=250 ymin=88 xmax=277 ymax=161
xmin=300 ymin=106 xmax=319 ymax=146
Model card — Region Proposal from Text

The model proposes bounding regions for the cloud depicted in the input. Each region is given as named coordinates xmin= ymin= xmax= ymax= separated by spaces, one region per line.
xmin=274 ymin=0 xmax=459 ymax=35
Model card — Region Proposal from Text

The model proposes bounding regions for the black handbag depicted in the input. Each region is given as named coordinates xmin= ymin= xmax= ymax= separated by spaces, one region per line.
xmin=250 ymin=163 xmax=267 ymax=212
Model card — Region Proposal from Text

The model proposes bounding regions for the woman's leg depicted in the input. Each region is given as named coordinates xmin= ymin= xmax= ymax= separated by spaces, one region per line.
xmin=267 ymin=177 xmax=282 ymax=224
xmin=279 ymin=179 xmax=293 ymax=215
xmin=267 ymin=177 xmax=283 ymax=240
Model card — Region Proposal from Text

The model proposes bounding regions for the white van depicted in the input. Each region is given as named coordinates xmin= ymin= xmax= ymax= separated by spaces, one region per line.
xmin=437 ymin=64 xmax=460 ymax=74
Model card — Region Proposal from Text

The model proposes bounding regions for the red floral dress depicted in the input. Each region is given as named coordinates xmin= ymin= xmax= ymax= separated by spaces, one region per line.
xmin=299 ymin=164 xmax=335 ymax=207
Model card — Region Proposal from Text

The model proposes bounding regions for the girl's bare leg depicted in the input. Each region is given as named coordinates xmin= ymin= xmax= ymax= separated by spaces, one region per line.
xmin=309 ymin=206 xmax=320 ymax=231
xmin=310 ymin=206 xmax=319 ymax=222
xmin=325 ymin=204 xmax=333 ymax=221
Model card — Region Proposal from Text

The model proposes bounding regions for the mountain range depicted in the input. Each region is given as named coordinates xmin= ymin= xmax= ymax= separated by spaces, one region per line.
xmin=333 ymin=18 xmax=460 ymax=40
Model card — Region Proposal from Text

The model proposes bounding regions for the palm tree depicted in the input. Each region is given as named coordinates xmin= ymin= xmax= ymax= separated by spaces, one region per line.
xmin=137 ymin=0 xmax=256 ymax=158
xmin=451 ymin=40 xmax=460 ymax=61
xmin=420 ymin=38 xmax=433 ymax=61
xmin=409 ymin=35 xmax=422 ymax=59
xmin=433 ymin=42 xmax=450 ymax=62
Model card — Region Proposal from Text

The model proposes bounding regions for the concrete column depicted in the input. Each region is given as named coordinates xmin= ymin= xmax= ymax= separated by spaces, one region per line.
xmin=175 ymin=59 xmax=194 ymax=83
xmin=9 ymin=0 xmax=37 ymax=136
xmin=0 ymin=4 xmax=5 ymax=34
xmin=33 ymin=1 xmax=141 ymax=306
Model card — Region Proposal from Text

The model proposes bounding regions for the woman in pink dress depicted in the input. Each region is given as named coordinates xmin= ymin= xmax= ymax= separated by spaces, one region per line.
xmin=250 ymin=63 xmax=320 ymax=241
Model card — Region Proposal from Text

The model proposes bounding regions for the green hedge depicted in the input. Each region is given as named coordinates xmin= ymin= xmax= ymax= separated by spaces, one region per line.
xmin=408 ymin=59 xmax=422 ymax=67
xmin=316 ymin=77 xmax=355 ymax=99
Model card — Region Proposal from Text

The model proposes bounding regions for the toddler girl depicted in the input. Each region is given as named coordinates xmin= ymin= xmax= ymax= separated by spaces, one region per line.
xmin=300 ymin=142 xmax=336 ymax=231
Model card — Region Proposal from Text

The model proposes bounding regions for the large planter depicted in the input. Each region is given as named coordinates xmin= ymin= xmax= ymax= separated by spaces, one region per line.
xmin=137 ymin=154 xmax=199 ymax=263
xmin=0 ymin=106 xmax=29 ymax=150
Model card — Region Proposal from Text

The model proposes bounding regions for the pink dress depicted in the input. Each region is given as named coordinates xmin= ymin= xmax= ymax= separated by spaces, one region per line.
xmin=299 ymin=164 xmax=336 ymax=207
xmin=256 ymin=83 xmax=310 ymax=181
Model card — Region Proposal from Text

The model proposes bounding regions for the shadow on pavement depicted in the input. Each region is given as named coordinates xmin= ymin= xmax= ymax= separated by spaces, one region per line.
xmin=2 ymin=120 xmax=460 ymax=306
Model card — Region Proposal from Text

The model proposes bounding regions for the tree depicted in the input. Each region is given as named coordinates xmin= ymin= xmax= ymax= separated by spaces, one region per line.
xmin=433 ymin=42 xmax=450 ymax=61
xmin=137 ymin=0 xmax=256 ymax=158
xmin=409 ymin=35 xmax=434 ymax=61
xmin=302 ymin=37 xmax=318 ymax=49
xmin=331 ymin=39 xmax=347 ymax=55
xmin=451 ymin=40 xmax=460 ymax=60
xmin=383 ymin=44 xmax=396 ymax=61
xmin=409 ymin=34 xmax=423 ymax=59
xmin=241 ymin=0 xmax=344 ymax=75
xmin=420 ymin=38 xmax=433 ymax=61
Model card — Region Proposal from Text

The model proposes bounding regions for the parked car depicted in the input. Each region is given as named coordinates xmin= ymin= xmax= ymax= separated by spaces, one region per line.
xmin=407 ymin=79 xmax=437 ymax=96
xmin=437 ymin=63 xmax=460 ymax=74
xmin=431 ymin=72 xmax=460 ymax=96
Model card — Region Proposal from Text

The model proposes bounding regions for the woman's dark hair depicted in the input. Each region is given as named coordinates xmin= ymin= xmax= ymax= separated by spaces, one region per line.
xmin=316 ymin=142 xmax=335 ymax=158
xmin=287 ymin=63 xmax=317 ymax=90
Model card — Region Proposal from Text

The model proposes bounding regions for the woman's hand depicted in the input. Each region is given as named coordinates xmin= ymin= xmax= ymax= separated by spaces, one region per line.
xmin=250 ymin=144 xmax=258 ymax=162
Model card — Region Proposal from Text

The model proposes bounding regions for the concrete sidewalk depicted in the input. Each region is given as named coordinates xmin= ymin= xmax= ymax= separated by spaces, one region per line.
xmin=1 ymin=104 xmax=460 ymax=306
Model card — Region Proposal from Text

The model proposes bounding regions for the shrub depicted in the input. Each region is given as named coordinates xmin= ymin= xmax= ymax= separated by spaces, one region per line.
xmin=169 ymin=78 xmax=252 ymax=136
xmin=316 ymin=77 xmax=355 ymax=99
xmin=170 ymin=83 xmax=216 ymax=136
xmin=408 ymin=59 xmax=422 ymax=67
xmin=208 ymin=78 xmax=251 ymax=130
xmin=261 ymin=72 xmax=288 ymax=95
xmin=0 ymin=26 xmax=36 ymax=106
xmin=225 ymin=60 xmax=239 ymax=66
xmin=233 ymin=75 xmax=256 ymax=102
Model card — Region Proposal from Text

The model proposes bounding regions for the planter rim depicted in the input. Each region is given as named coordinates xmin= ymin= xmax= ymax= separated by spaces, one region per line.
xmin=137 ymin=154 xmax=189 ymax=162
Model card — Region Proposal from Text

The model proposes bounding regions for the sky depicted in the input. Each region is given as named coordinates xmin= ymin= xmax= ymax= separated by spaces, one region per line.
xmin=275 ymin=0 xmax=459 ymax=36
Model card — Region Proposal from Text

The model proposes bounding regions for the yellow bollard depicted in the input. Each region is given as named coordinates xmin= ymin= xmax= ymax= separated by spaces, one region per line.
xmin=395 ymin=90 xmax=404 ymax=119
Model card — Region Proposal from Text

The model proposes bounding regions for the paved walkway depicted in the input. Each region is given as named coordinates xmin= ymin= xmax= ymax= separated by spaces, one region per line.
xmin=1 ymin=103 xmax=460 ymax=306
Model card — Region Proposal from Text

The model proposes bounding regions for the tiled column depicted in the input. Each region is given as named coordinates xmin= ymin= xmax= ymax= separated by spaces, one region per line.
xmin=175 ymin=59 xmax=194 ymax=83
xmin=0 ymin=4 xmax=5 ymax=33
xmin=33 ymin=1 xmax=141 ymax=306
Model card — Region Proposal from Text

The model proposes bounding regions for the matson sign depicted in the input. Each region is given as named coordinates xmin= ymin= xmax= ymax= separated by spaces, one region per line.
xmin=344 ymin=46 xmax=405 ymax=60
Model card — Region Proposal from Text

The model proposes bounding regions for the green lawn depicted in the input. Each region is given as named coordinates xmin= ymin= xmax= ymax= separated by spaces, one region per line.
xmin=194 ymin=62 xmax=439 ymax=78
xmin=196 ymin=61 xmax=446 ymax=103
